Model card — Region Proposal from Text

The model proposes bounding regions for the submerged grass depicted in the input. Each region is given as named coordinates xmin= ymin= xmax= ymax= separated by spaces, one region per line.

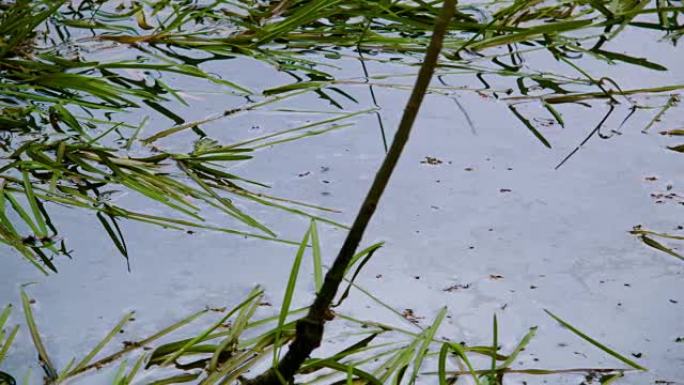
xmin=631 ymin=226 xmax=684 ymax=261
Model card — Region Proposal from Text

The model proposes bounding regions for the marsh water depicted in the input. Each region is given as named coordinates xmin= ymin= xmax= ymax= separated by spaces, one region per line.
xmin=1 ymin=2 xmax=683 ymax=384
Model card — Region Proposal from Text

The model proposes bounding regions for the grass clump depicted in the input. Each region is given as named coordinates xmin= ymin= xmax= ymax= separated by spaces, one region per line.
xmin=0 ymin=272 xmax=646 ymax=384
xmin=1 ymin=3 xmax=668 ymax=384
xmin=1 ymin=0 xmax=682 ymax=272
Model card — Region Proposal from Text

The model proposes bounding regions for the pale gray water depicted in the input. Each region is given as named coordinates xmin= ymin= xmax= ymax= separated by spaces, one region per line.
xmin=1 ymin=13 xmax=683 ymax=385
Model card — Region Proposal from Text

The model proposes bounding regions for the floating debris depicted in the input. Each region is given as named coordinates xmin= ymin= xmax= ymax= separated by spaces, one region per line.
xmin=421 ymin=156 xmax=443 ymax=165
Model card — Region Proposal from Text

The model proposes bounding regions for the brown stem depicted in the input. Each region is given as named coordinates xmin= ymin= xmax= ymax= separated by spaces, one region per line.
xmin=245 ymin=1 xmax=457 ymax=384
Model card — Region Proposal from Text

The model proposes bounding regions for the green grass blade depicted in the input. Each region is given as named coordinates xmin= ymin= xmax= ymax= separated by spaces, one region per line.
xmin=470 ymin=19 xmax=594 ymax=50
xmin=305 ymin=359 xmax=383 ymax=385
xmin=56 ymin=358 xmax=76 ymax=382
xmin=0 ymin=305 xmax=11 ymax=330
xmin=111 ymin=360 xmax=128 ymax=385
xmin=159 ymin=290 xmax=262 ymax=367
xmin=488 ymin=314 xmax=498 ymax=383
xmin=20 ymin=289 xmax=57 ymax=381
xmin=508 ymin=106 xmax=552 ymax=148
xmin=208 ymin=286 xmax=263 ymax=371
xmin=147 ymin=372 xmax=200 ymax=385
xmin=70 ymin=309 xmax=208 ymax=376
xmin=178 ymin=162 xmax=276 ymax=237
xmin=639 ymin=235 xmax=683 ymax=261
xmin=543 ymin=103 xmax=565 ymax=128
xmin=334 ymin=243 xmax=384 ymax=307
xmin=227 ymin=108 xmax=375 ymax=149
xmin=310 ymin=220 xmax=323 ymax=293
xmin=409 ymin=307 xmax=447 ymax=385
xmin=438 ymin=343 xmax=449 ymax=385
xmin=448 ymin=342 xmax=481 ymax=385
xmin=71 ymin=312 xmax=135 ymax=373
xmin=124 ymin=354 xmax=147 ymax=384
xmin=274 ymin=226 xmax=311 ymax=365
xmin=600 ymin=372 xmax=624 ymax=384
xmin=5 ymin=191 xmax=40 ymax=237
xmin=544 ymin=310 xmax=647 ymax=371
xmin=0 ymin=325 xmax=19 ymax=366
xmin=498 ymin=326 xmax=537 ymax=369
xmin=96 ymin=213 xmax=129 ymax=267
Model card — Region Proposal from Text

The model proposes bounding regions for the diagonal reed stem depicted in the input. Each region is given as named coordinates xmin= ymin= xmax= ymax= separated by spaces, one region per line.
xmin=245 ymin=1 xmax=457 ymax=384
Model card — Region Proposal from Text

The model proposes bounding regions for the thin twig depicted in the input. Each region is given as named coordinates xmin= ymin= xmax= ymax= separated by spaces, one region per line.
xmin=244 ymin=1 xmax=458 ymax=384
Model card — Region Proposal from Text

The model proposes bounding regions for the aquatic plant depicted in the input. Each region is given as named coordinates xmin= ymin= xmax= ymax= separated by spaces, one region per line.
xmin=0 ymin=251 xmax=645 ymax=385
xmin=1 ymin=2 xmax=668 ymax=384
xmin=2 ymin=0 xmax=682 ymax=272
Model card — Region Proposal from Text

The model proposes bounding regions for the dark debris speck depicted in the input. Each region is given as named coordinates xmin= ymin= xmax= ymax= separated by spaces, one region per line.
xmin=421 ymin=156 xmax=443 ymax=165
xmin=443 ymin=283 xmax=471 ymax=292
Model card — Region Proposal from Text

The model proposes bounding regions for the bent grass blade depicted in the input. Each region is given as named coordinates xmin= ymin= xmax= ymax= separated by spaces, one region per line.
xmin=544 ymin=310 xmax=647 ymax=371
